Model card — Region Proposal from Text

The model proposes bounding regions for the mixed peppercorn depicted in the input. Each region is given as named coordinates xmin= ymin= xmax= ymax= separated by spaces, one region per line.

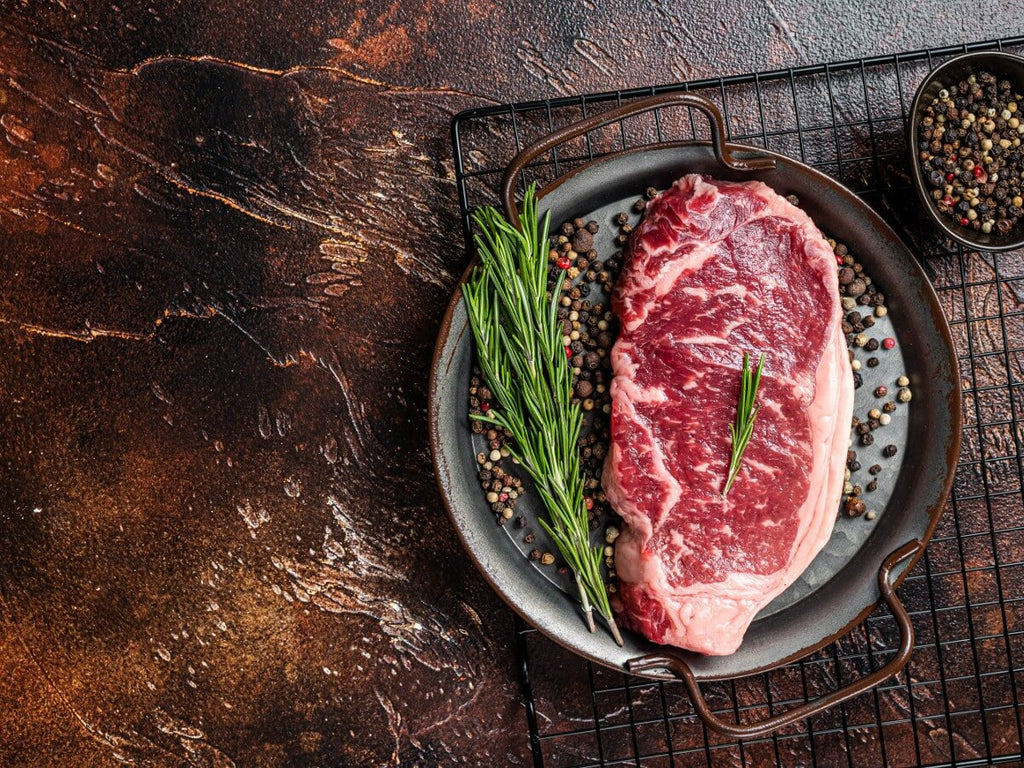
xmin=834 ymin=238 xmax=909 ymax=520
xmin=918 ymin=70 xmax=1024 ymax=235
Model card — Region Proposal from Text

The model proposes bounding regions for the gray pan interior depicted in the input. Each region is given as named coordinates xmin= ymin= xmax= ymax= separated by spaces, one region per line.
xmin=429 ymin=143 xmax=960 ymax=681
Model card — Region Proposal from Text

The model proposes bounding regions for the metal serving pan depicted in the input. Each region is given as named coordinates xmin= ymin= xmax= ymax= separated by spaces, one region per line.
xmin=429 ymin=94 xmax=961 ymax=737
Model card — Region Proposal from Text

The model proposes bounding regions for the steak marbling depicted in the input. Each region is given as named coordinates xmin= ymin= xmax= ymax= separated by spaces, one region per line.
xmin=602 ymin=174 xmax=853 ymax=655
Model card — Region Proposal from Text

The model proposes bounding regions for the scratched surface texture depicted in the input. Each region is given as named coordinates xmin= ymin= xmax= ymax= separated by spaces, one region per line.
xmin=0 ymin=3 xmax=1018 ymax=766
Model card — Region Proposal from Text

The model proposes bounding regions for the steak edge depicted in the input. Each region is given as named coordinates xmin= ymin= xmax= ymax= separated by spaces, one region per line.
xmin=602 ymin=174 xmax=854 ymax=656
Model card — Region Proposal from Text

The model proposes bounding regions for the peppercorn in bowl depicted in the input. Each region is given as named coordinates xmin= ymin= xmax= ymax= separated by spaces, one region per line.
xmin=909 ymin=51 xmax=1024 ymax=251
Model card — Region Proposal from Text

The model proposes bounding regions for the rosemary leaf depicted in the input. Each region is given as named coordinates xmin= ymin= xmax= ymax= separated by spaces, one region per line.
xmin=462 ymin=183 xmax=620 ymax=644
xmin=722 ymin=352 xmax=766 ymax=496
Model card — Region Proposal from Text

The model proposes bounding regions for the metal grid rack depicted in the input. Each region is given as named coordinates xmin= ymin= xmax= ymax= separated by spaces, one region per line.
xmin=450 ymin=37 xmax=1024 ymax=768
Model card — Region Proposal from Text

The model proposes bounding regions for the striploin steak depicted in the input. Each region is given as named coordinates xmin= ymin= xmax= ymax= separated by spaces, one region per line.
xmin=602 ymin=174 xmax=853 ymax=656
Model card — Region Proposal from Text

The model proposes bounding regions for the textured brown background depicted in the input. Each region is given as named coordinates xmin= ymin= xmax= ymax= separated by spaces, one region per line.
xmin=0 ymin=4 xmax=1019 ymax=766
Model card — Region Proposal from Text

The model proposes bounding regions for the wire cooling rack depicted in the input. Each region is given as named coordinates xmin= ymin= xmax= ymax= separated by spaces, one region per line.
xmin=450 ymin=37 xmax=1024 ymax=768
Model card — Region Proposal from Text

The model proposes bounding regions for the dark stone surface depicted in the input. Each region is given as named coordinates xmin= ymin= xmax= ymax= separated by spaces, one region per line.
xmin=0 ymin=5 xmax=1018 ymax=766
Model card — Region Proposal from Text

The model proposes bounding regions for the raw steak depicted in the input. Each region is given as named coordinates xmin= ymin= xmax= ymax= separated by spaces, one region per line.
xmin=602 ymin=174 xmax=853 ymax=656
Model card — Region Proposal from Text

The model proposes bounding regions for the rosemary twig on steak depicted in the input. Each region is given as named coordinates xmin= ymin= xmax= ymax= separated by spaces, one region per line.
xmin=722 ymin=352 xmax=766 ymax=497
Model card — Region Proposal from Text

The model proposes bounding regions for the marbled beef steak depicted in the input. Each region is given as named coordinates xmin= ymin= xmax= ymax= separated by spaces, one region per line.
xmin=603 ymin=174 xmax=854 ymax=655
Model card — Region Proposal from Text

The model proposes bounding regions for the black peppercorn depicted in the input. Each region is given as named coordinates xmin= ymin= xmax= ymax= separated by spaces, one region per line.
xmin=883 ymin=444 xmax=898 ymax=458
xmin=572 ymin=229 xmax=594 ymax=253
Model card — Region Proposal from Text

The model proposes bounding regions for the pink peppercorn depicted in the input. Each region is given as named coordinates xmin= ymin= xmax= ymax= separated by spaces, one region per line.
xmin=882 ymin=337 xmax=896 ymax=350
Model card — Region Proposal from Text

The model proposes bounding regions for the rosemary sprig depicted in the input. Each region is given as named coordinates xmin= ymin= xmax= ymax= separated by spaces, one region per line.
xmin=722 ymin=352 xmax=766 ymax=497
xmin=462 ymin=183 xmax=622 ymax=645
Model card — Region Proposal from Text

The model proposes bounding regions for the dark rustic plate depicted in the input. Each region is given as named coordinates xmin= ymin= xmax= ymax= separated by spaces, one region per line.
xmin=430 ymin=94 xmax=961 ymax=736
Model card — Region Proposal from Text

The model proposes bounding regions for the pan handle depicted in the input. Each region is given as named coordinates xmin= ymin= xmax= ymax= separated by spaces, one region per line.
xmin=500 ymin=93 xmax=776 ymax=226
xmin=627 ymin=539 xmax=922 ymax=740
